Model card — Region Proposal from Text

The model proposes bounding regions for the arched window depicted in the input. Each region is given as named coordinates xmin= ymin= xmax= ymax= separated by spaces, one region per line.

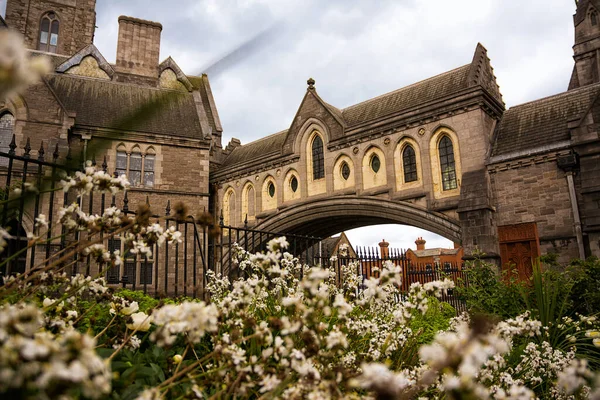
xmin=592 ymin=10 xmax=598 ymax=26
xmin=439 ymin=136 xmax=457 ymax=190
xmin=144 ymin=149 xmax=155 ymax=187
xmin=129 ymin=150 xmax=142 ymax=187
xmin=223 ymin=188 xmax=235 ymax=226
xmin=402 ymin=145 xmax=418 ymax=183
xmin=0 ymin=113 xmax=14 ymax=152
xmin=244 ymin=184 xmax=255 ymax=221
xmin=311 ymin=135 xmax=324 ymax=180
xmin=39 ymin=12 xmax=60 ymax=53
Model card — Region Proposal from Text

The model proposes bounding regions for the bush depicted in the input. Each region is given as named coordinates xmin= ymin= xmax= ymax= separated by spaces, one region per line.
xmin=457 ymin=257 xmax=527 ymax=319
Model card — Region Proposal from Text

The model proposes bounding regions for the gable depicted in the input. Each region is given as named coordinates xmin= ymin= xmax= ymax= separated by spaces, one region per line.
xmin=282 ymin=89 xmax=345 ymax=155
xmin=56 ymin=44 xmax=115 ymax=79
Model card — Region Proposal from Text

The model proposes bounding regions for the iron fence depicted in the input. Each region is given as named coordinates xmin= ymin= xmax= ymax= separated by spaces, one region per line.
xmin=315 ymin=246 xmax=468 ymax=313
xmin=0 ymin=134 xmax=468 ymax=310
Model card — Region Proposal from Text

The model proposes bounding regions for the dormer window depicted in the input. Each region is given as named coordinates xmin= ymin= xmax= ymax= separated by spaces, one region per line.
xmin=39 ymin=12 xmax=60 ymax=53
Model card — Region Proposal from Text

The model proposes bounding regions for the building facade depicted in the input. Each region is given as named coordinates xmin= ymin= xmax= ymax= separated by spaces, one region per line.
xmin=1 ymin=0 xmax=599 ymax=281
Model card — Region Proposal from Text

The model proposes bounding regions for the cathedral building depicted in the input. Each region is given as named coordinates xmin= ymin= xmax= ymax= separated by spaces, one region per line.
xmin=1 ymin=0 xmax=599 ymax=281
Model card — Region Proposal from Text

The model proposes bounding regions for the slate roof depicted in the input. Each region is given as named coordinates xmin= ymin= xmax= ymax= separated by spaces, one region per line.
xmin=341 ymin=65 xmax=472 ymax=127
xmin=188 ymin=75 xmax=220 ymax=133
xmin=491 ymin=83 xmax=600 ymax=157
xmin=220 ymin=129 xmax=288 ymax=168
xmin=46 ymin=74 xmax=204 ymax=139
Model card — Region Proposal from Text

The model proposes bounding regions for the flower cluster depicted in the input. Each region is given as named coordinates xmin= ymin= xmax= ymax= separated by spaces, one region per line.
xmin=60 ymin=163 xmax=129 ymax=197
xmin=0 ymin=303 xmax=111 ymax=399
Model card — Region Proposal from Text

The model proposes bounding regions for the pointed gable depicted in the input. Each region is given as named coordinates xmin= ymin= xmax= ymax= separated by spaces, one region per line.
xmin=467 ymin=43 xmax=504 ymax=106
xmin=56 ymin=44 xmax=115 ymax=80
xmin=159 ymin=57 xmax=193 ymax=91
xmin=282 ymin=80 xmax=345 ymax=155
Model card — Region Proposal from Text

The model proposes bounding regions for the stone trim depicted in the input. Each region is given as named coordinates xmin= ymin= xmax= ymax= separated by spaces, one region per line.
xmin=487 ymin=140 xmax=571 ymax=165
xmin=118 ymin=15 xmax=162 ymax=30
xmin=487 ymin=149 xmax=572 ymax=173
xmin=158 ymin=57 xmax=193 ymax=91
xmin=56 ymin=44 xmax=115 ymax=78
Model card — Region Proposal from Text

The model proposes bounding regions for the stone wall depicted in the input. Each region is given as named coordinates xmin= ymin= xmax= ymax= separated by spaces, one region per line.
xmin=489 ymin=157 xmax=579 ymax=264
xmin=5 ymin=0 xmax=96 ymax=56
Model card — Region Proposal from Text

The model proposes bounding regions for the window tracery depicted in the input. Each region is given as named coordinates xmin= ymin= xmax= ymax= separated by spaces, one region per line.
xmin=39 ymin=12 xmax=60 ymax=53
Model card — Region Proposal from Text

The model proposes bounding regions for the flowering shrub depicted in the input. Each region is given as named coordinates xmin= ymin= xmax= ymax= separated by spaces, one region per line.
xmin=2 ymin=228 xmax=600 ymax=398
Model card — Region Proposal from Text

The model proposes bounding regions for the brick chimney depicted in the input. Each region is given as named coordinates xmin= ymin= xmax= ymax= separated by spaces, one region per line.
xmin=115 ymin=16 xmax=162 ymax=78
xmin=378 ymin=239 xmax=389 ymax=258
xmin=415 ymin=237 xmax=426 ymax=251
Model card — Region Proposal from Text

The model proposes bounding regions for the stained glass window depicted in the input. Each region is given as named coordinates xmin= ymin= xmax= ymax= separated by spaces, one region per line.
xmin=439 ymin=136 xmax=457 ymax=190
xmin=402 ymin=145 xmax=418 ymax=183
xmin=592 ymin=11 xmax=598 ymax=26
xmin=312 ymin=135 xmax=324 ymax=180
xmin=341 ymin=162 xmax=350 ymax=180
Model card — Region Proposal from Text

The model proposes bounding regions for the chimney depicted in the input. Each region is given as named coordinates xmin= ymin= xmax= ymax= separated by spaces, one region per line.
xmin=415 ymin=237 xmax=426 ymax=251
xmin=378 ymin=239 xmax=389 ymax=258
xmin=116 ymin=16 xmax=162 ymax=78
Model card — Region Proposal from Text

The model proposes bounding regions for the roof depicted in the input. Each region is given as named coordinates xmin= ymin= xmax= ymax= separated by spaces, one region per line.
xmin=218 ymin=43 xmax=501 ymax=170
xmin=29 ymin=51 xmax=69 ymax=69
xmin=491 ymin=83 xmax=600 ymax=157
xmin=220 ymin=130 xmax=287 ymax=168
xmin=188 ymin=74 xmax=221 ymax=133
xmin=341 ymin=65 xmax=472 ymax=127
xmin=410 ymin=248 xmax=461 ymax=258
xmin=46 ymin=74 xmax=204 ymax=139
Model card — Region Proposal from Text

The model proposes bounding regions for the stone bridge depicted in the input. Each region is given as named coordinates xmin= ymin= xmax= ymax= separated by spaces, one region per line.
xmin=209 ymin=44 xmax=503 ymax=260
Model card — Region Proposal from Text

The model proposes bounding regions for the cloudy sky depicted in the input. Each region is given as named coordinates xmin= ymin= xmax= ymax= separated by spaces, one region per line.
xmin=0 ymin=0 xmax=577 ymax=250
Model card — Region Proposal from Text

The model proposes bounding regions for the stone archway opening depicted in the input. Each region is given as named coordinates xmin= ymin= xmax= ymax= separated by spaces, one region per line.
xmin=254 ymin=196 xmax=461 ymax=244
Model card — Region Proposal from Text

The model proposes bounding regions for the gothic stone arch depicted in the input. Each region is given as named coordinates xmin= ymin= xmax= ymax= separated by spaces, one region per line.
xmin=254 ymin=196 xmax=461 ymax=242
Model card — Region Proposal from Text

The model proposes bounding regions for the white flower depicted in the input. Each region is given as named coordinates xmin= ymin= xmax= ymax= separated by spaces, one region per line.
xmin=126 ymin=312 xmax=152 ymax=332
xmin=121 ymin=301 xmax=139 ymax=316
xmin=0 ymin=29 xmax=51 ymax=99
xmin=34 ymin=214 xmax=48 ymax=229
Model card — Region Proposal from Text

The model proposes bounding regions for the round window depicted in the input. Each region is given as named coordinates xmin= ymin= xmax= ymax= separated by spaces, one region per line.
xmin=341 ymin=162 xmax=350 ymax=180
xmin=268 ymin=182 xmax=275 ymax=198
xmin=370 ymin=154 xmax=381 ymax=173
xmin=290 ymin=176 xmax=298 ymax=192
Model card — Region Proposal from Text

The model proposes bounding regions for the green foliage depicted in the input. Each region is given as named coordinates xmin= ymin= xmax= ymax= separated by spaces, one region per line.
xmin=457 ymin=258 xmax=527 ymax=319
xmin=520 ymin=263 xmax=572 ymax=344
xmin=567 ymin=256 xmax=600 ymax=315
xmin=114 ymin=289 xmax=161 ymax=312
xmin=409 ymin=296 xmax=455 ymax=344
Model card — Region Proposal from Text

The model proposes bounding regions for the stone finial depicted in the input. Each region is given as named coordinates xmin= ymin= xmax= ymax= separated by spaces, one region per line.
xmin=307 ymin=77 xmax=315 ymax=90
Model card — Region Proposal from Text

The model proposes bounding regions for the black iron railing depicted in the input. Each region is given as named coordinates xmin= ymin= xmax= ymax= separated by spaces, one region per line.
xmin=0 ymin=134 xmax=467 ymax=308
